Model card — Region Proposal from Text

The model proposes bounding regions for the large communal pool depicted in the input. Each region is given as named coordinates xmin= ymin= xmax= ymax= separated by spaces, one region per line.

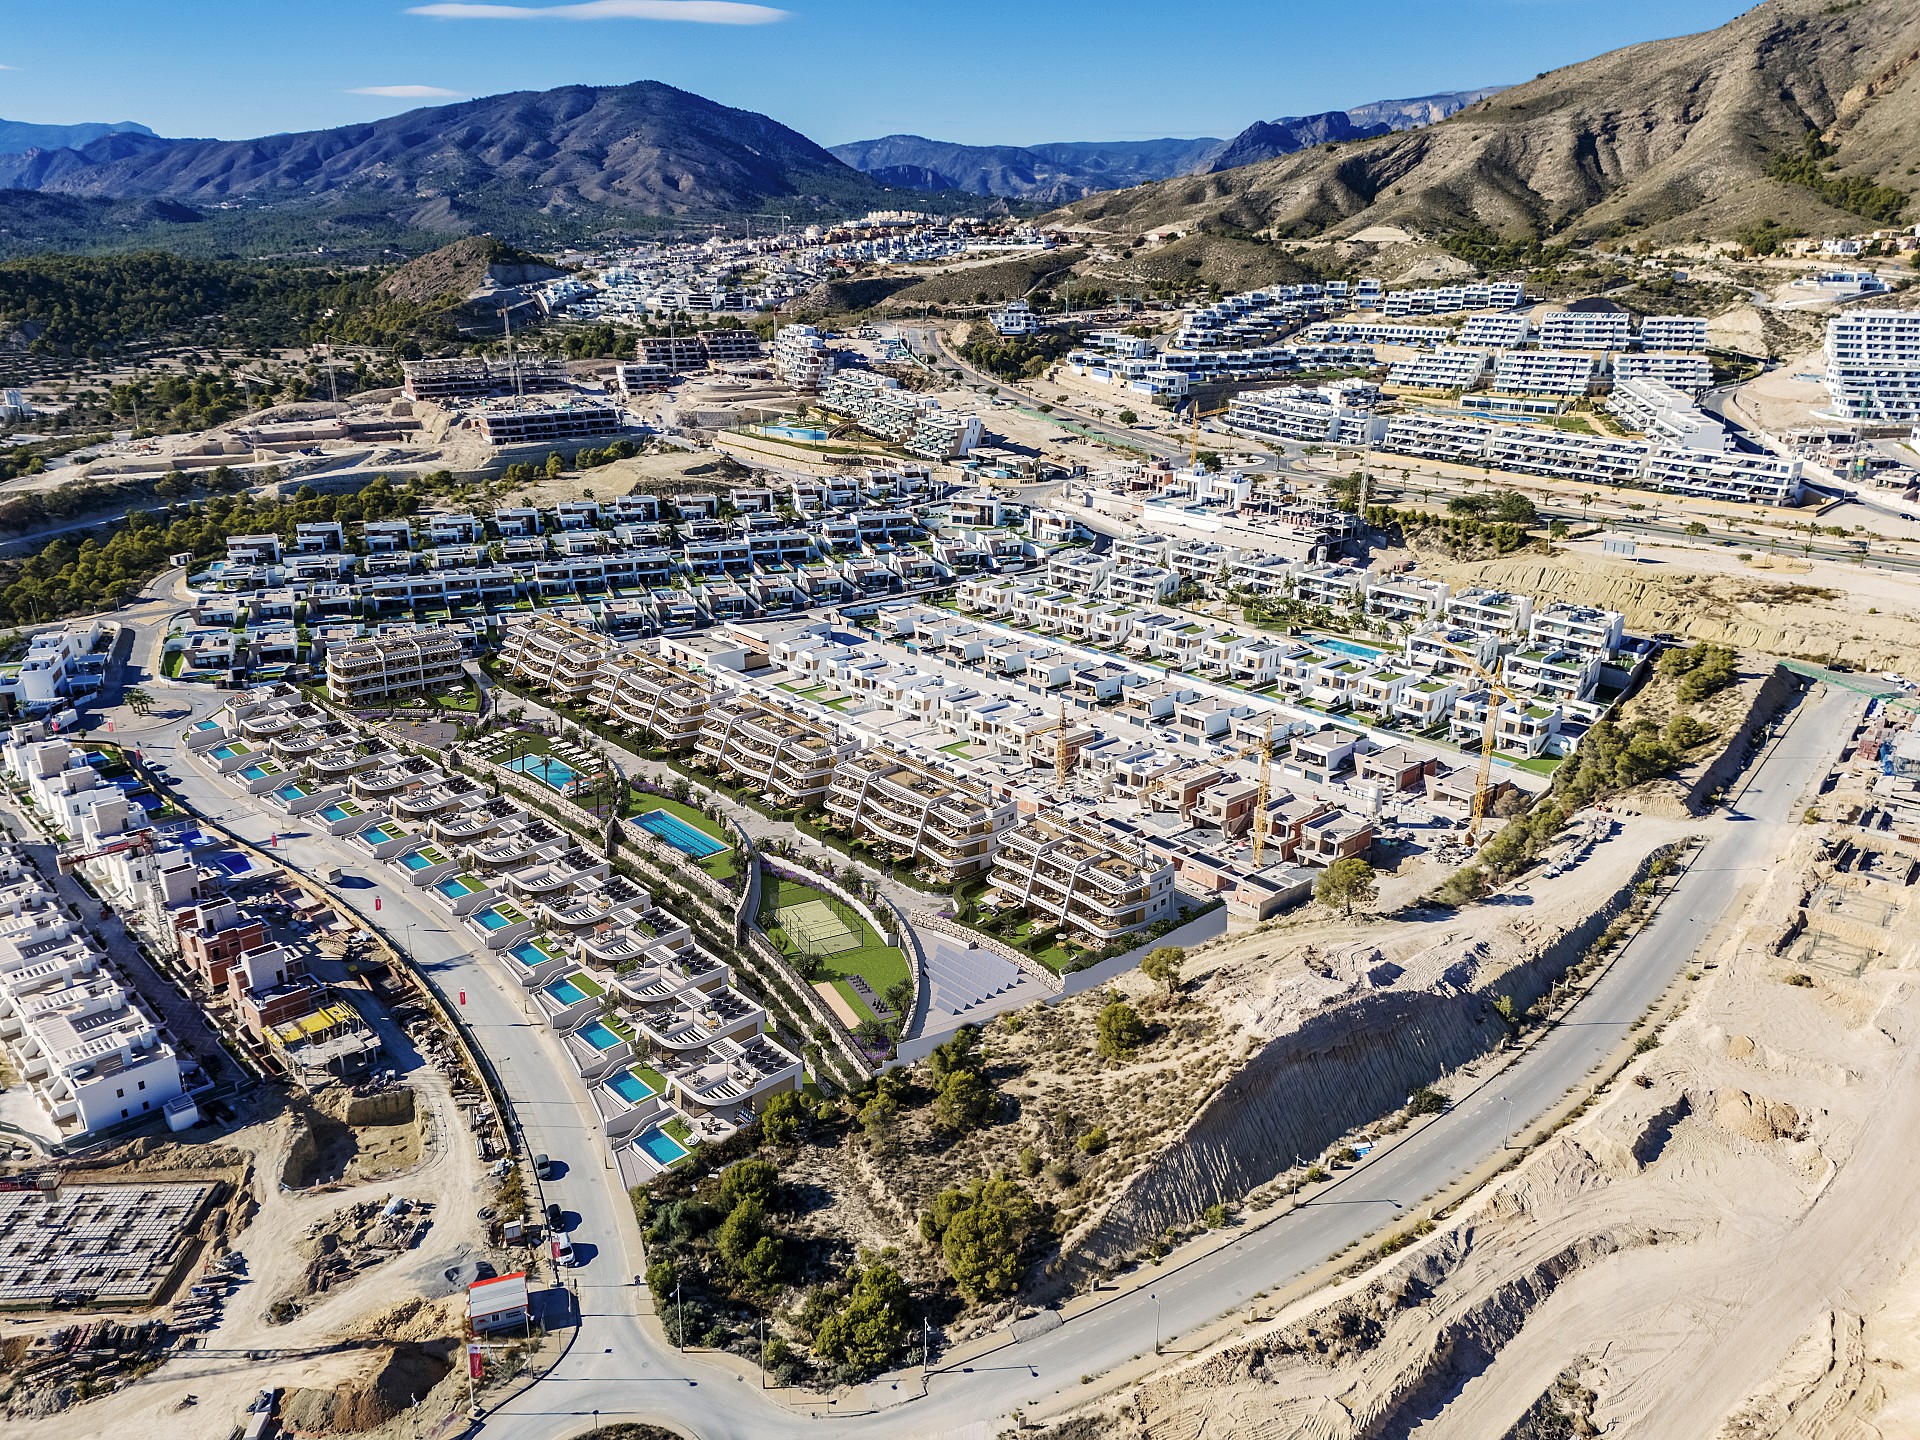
xmin=634 ymin=809 xmax=727 ymax=859
xmin=545 ymin=977 xmax=588 ymax=1006
xmin=507 ymin=754 xmax=581 ymax=791
xmin=635 ymin=1127 xmax=689 ymax=1165
xmin=577 ymin=1020 xmax=623 ymax=1051
xmin=1317 ymin=637 xmax=1389 ymax=661
xmin=606 ymin=1069 xmax=657 ymax=1105
xmin=758 ymin=423 xmax=829 ymax=442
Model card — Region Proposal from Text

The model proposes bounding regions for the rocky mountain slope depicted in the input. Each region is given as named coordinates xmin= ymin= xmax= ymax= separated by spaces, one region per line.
xmin=0 ymin=81 xmax=887 ymax=220
xmin=827 ymin=135 xmax=1225 ymax=202
xmin=1206 ymin=88 xmax=1506 ymax=172
xmin=1056 ymin=0 xmax=1920 ymax=243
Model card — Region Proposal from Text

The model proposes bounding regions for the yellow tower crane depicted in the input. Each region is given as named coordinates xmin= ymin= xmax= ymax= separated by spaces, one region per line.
xmin=1054 ymin=699 xmax=1072 ymax=794
xmin=1188 ymin=402 xmax=1230 ymax=468
xmin=1249 ymin=715 xmax=1277 ymax=869
xmin=1437 ymin=641 xmax=1528 ymax=845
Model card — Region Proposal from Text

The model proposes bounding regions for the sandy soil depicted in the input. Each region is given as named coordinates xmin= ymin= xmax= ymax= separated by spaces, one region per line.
xmin=1428 ymin=541 xmax=1920 ymax=675
xmin=1078 ymin=735 xmax=1920 ymax=1440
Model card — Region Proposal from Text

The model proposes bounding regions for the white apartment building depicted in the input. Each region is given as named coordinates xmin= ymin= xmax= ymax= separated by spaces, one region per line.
xmin=1387 ymin=348 xmax=1490 ymax=392
xmin=1825 ymin=310 xmax=1920 ymax=423
xmin=1225 ymin=383 xmax=1385 ymax=445
xmin=772 ymin=325 xmax=837 ymax=391
xmin=1458 ymin=314 xmax=1531 ymax=348
xmin=1364 ymin=574 xmax=1450 ymax=623
xmin=824 ymin=747 xmax=1016 ymax=884
xmin=1605 ymin=377 xmax=1726 ymax=449
xmin=1446 ymin=587 xmax=1534 ymax=639
xmin=0 ymin=864 xmax=184 ymax=1136
xmin=1612 ymin=353 xmax=1713 ymax=393
xmin=1405 ymin=622 xmax=1501 ymax=678
xmin=1105 ymin=565 xmax=1179 ymax=606
xmin=1501 ymin=646 xmax=1601 ymax=704
xmin=1291 ymin=562 xmax=1370 ymax=608
xmin=1637 ymin=315 xmax=1710 ymax=350
xmin=1643 ymin=445 xmax=1803 ymax=505
xmin=695 ymin=696 xmax=855 ymax=810
xmin=326 ymin=627 xmax=465 ymax=707
xmin=1538 ymin=310 xmax=1634 ymax=350
xmin=990 ymin=299 xmax=1039 ymax=336
xmin=1305 ymin=321 xmax=1452 ymax=348
xmin=1528 ymin=601 xmax=1624 ymax=661
xmin=475 ymin=397 xmax=624 ymax=448
xmin=988 ymin=815 xmax=1176 ymax=945
xmin=1492 ymin=350 xmax=1597 ymax=396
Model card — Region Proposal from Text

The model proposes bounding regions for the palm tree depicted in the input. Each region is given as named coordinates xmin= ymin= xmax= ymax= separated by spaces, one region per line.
xmin=123 ymin=687 xmax=153 ymax=717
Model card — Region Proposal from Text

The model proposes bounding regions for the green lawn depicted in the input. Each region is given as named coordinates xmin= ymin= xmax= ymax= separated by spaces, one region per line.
xmin=635 ymin=1063 xmax=668 ymax=1093
xmin=1512 ymin=754 xmax=1565 ymax=776
xmin=763 ymin=875 xmax=909 ymax=1002
xmin=432 ymin=689 xmax=481 ymax=713
xmin=938 ymin=740 xmax=973 ymax=756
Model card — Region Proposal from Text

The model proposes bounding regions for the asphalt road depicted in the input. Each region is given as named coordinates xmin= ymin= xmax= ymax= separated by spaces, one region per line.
xmin=102 ymin=596 xmax=1849 ymax=1440
xmin=468 ymin=682 xmax=1850 ymax=1439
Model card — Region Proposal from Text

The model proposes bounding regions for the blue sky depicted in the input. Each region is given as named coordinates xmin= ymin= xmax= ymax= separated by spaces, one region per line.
xmin=4 ymin=0 xmax=1753 ymax=147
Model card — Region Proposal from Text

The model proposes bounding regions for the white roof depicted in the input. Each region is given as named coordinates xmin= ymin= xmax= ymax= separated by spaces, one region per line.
xmin=468 ymin=1271 xmax=529 ymax=1318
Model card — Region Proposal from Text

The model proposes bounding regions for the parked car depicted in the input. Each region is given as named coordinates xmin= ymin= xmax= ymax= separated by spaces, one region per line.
xmin=551 ymin=1233 xmax=575 ymax=1267
xmin=533 ymin=1153 xmax=552 ymax=1179
xmin=546 ymin=1203 xmax=564 ymax=1231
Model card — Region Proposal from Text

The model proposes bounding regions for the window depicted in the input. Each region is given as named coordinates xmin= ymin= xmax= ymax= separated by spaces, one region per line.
xmin=138 ymin=1080 xmax=146 ymax=1091
xmin=121 ymin=1108 xmax=129 ymax=1118
xmin=116 ymin=1087 xmax=125 ymax=1098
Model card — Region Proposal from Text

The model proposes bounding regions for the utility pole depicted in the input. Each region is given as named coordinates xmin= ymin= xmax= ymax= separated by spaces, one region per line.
xmin=675 ymin=1281 xmax=684 ymax=1351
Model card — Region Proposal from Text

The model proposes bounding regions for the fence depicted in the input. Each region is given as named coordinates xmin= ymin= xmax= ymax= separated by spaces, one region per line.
xmin=762 ymin=855 xmax=923 ymax=1045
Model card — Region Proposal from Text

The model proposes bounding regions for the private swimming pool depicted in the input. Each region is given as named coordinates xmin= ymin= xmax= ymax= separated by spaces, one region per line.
xmin=510 ymin=940 xmax=558 ymax=967
xmin=635 ymin=1127 xmax=689 ymax=1165
xmin=473 ymin=906 xmax=516 ymax=932
xmin=606 ymin=1069 xmax=657 ymax=1105
xmin=634 ymin=809 xmax=727 ymax=859
xmin=210 ymin=744 xmax=248 ymax=760
xmin=507 ymin=754 xmax=581 ymax=791
xmin=577 ymin=1020 xmax=623 ymax=1051
xmin=433 ymin=875 xmax=478 ymax=899
xmin=398 ymin=850 xmax=436 ymax=871
xmin=273 ymin=785 xmax=307 ymax=803
xmin=320 ymin=804 xmax=355 ymax=822
xmin=545 ymin=977 xmax=588 ymax=1006
xmin=241 ymin=764 xmax=273 ymax=781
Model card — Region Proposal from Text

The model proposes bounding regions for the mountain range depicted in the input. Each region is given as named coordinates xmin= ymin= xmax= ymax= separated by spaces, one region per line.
xmin=0 ymin=118 xmax=154 ymax=158
xmin=827 ymin=90 xmax=1504 ymax=202
xmin=0 ymin=81 xmax=889 ymax=229
xmin=1057 ymin=0 xmax=1920 ymax=244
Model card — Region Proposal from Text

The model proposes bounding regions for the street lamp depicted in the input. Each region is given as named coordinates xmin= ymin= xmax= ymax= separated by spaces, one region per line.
xmin=1151 ymin=1292 xmax=1162 ymax=1355
xmin=675 ymin=1280 xmax=685 ymax=1351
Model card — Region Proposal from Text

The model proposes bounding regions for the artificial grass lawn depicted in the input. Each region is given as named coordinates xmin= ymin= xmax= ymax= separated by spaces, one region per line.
xmin=763 ymin=875 xmax=909 ymax=999
xmin=635 ymin=1063 xmax=668 ymax=1093
xmin=624 ymin=794 xmax=738 ymax=880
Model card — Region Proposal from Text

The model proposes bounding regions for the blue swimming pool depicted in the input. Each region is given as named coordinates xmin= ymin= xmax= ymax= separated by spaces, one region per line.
xmin=473 ymin=907 xmax=515 ymax=932
xmin=398 ymin=850 xmax=434 ymax=871
xmin=760 ymin=423 xmax=829 ymax=442
xmin=241 ymin=763 xmax=273 ymax=781
xmin=211 ymin=745 xmax=245 ymax=761
xmin=1318 ymin=637 xmax=1389 ymax=661
xmin=510 ymin=940 xmax=555 ymax=966
xmin=507 ymin=754 xmax=581 ymax=791
xmin=606 ymin=1069 xmax=656 ymax=1105
xmin=634 ymin=809 xmax=727 ymax=859
xmin=320 ymin=804 xmax=353 ymax=822
xmin=360 ymin=825 xmax=398 ymax=845
xmin=433 ymin=876 xmax=476 ymax=899
xmin=273 ymin=785 xmax=306 ymax=803
xmin=635 ymin=1128 xmax=689 ymax=1165
xmin=577 ymin=1020 xmax=622 ymax=1051
xmin=212 ymin=853 xmax=251 ymax=876
xmin=545 ymin=977 xmax=587 ymax=1006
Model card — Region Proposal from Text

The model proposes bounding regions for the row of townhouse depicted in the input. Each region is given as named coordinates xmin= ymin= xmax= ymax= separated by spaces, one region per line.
xmin=1380 ymin=282 xmax=1528 ymax=317
xmin=1062 ymin=350 xmax=1193 ymax=401
xmin=1377 ymin=412 xmax=1804 ymax=505
xmin=194 ymin=685 xmax=800 ymax=1180
xmin=1157 ymin=342 xmax=1376 ymax=385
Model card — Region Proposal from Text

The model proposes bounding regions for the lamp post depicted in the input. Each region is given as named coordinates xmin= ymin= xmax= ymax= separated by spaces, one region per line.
xmin=675 ymin=1280 xmax=684 ymax=1351
xmin=1151 ymin=1292 xmax=1162 ymax=1355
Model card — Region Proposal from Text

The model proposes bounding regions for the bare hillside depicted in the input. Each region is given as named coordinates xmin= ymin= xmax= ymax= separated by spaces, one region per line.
xmin=1054 ymin=0 xmax=1920 ymax=243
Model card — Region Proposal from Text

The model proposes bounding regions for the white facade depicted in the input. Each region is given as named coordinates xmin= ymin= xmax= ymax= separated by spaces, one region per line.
xmin=1225 ymin=383 xmax=1384 ymax=445
xmin=1613 ymin=353 xmax=1713 ymax=393
xmin=1387 ymin=348 xmax=1490 ymax=392
xmin=1538 ymin=310 xmax=1633 ymax=350
xmin=1637 ymin=315 xmax=1709 ymax=351
xmin=1826 ymin=310 xmax=1920 ymax=424
xmin=1492 ymin=350 xmax=1597 ymax=396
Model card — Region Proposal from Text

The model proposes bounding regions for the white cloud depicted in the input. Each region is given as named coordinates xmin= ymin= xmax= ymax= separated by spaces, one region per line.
xmin=406 ymin=1 xmax=787 ymax=22
xmin=349 ymin=85 xmax=465 ymax=97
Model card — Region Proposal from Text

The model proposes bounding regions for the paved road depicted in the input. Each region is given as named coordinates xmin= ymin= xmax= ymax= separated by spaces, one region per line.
xmin=462 ymin=682 xmax=1850 ymax=1438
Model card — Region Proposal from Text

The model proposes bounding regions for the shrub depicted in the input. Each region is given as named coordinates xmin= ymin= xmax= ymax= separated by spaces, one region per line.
xmin=719 ymin=1158 xmax=780 ymax=1213
xmin=811 ymin=1262 xmax=911 ymax=1375
xmin=1077 ymin=1126 xmax=1109 ymax=1155
xmin=758 ymin=1089 xmax=805 ymax=1147
xmin=1096 ymin=998 xmax=1147 ymax=1060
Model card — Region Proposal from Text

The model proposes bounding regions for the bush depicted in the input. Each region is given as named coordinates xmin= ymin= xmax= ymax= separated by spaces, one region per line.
xmin=1095 ymin=997 xmax=1147 ymax=1060
xmin=719 ymin=1158 xmax=780 ymax=1213
xmin=1077 ymin=1126 xmax=1109 ymax=1155
xmin=1407 ymin=1086 xmax=1448 ymax=1117
xmin=921 ymin=1176 xmax=1043 ymax=1304
xmin=758 ymin=1090 xmax=806 ymax=1146
xmin=811 ymin=1262 xmax=911 ymax=1375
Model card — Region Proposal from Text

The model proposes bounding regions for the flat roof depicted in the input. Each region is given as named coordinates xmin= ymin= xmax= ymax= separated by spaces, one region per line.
xmin=469 ymin=1271 xmax=529 ymax=1314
